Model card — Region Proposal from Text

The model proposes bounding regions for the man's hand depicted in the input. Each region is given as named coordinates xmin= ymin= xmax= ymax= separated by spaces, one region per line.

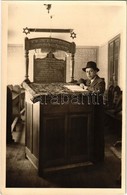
xmin=80 ymin=83 xmax=88 ymax=90
xmin=80 ymin=83 xmax=85 ymax=89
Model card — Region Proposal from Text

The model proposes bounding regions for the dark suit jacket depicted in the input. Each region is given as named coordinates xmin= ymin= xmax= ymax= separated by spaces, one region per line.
xmin=78 ymin=75 xmax=105 ymax=93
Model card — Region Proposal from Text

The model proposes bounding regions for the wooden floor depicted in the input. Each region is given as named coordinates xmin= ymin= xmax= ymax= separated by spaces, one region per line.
xmin=6 ymin=120 xmax=121 ymax=188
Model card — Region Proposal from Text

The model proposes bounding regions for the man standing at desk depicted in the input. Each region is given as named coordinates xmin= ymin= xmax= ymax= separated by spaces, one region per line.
xmin=79 ymin=61 xmax=105 ymax=163
xmin=79 ymin=61 xmax=105 ymax=93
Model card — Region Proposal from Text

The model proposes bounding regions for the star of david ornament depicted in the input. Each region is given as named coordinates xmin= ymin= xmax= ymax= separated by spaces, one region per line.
xmin=70 ymin=31 xmax=76 ymax=39
xmin=23 ymin=27 xmax=30 ymax=35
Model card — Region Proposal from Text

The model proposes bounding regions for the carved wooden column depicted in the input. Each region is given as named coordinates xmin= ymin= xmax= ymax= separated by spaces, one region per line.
xmin=25 ymin=49 xmax=29 ymax=81
xmin=70 ymin=42 xmax=76 ymax=83
xmin=24 ymin=37 xmax=30 ymax=83
xmin=71 ymin=53 xmax=75 ymax=82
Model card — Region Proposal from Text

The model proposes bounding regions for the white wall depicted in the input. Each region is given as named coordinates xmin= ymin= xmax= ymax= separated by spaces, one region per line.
xmin=6 ymin=2 xmax=126 ymax=87
xmin=98 ymin=44 xmax=108 ymax=89
xmin=98 ymin=3 xmax=126 ymax=90
xmin=7 ymin=2 xmax=126 ymax=46
xmin=7 ymin=45 xmax=25 ymax=85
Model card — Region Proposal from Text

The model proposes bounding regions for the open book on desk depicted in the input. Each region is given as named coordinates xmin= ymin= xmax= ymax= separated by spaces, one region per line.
xmin=64 ymin=85 xmax=88 ymax=92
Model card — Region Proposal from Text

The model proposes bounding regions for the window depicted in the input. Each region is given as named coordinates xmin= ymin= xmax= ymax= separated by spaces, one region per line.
xmin=108 ymin=35 xmax=120 ymax=86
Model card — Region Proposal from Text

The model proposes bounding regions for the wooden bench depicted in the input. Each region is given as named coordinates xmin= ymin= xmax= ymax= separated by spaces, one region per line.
xmin=6 ymin=85 xmax=25 ymax=143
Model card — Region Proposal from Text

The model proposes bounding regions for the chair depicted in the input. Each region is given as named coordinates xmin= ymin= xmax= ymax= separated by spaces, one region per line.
xmin=104 ymin=85 xmax=122 ymax=185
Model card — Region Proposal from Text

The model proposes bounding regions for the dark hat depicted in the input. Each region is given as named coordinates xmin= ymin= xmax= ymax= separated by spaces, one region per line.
xmin=82 ymin=61 xmax=99 ymax=72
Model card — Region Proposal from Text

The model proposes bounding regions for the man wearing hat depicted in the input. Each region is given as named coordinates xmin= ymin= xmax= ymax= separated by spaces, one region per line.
xmin=78 ymin=61 xmax=105 ymax=93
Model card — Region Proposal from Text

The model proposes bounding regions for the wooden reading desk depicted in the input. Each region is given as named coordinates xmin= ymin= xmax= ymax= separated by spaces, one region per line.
xmin=22 ymin=35 xmax=104 ymax=176
xmin=23 ymin=82 xmax=104 ymax=176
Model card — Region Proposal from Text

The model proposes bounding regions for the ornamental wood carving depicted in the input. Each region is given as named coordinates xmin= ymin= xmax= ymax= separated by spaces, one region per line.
xmin=24 ymin=37 xmax=76 ymax=83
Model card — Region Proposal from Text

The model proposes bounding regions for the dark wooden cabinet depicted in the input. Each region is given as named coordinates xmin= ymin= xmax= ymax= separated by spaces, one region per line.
xmin=25 ymin=91 xmax=104 ymax=176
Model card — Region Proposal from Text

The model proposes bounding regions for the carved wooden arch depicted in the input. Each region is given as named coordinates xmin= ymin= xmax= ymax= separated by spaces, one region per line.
xmin=24 ymin=37 xmax=76 ymax=83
